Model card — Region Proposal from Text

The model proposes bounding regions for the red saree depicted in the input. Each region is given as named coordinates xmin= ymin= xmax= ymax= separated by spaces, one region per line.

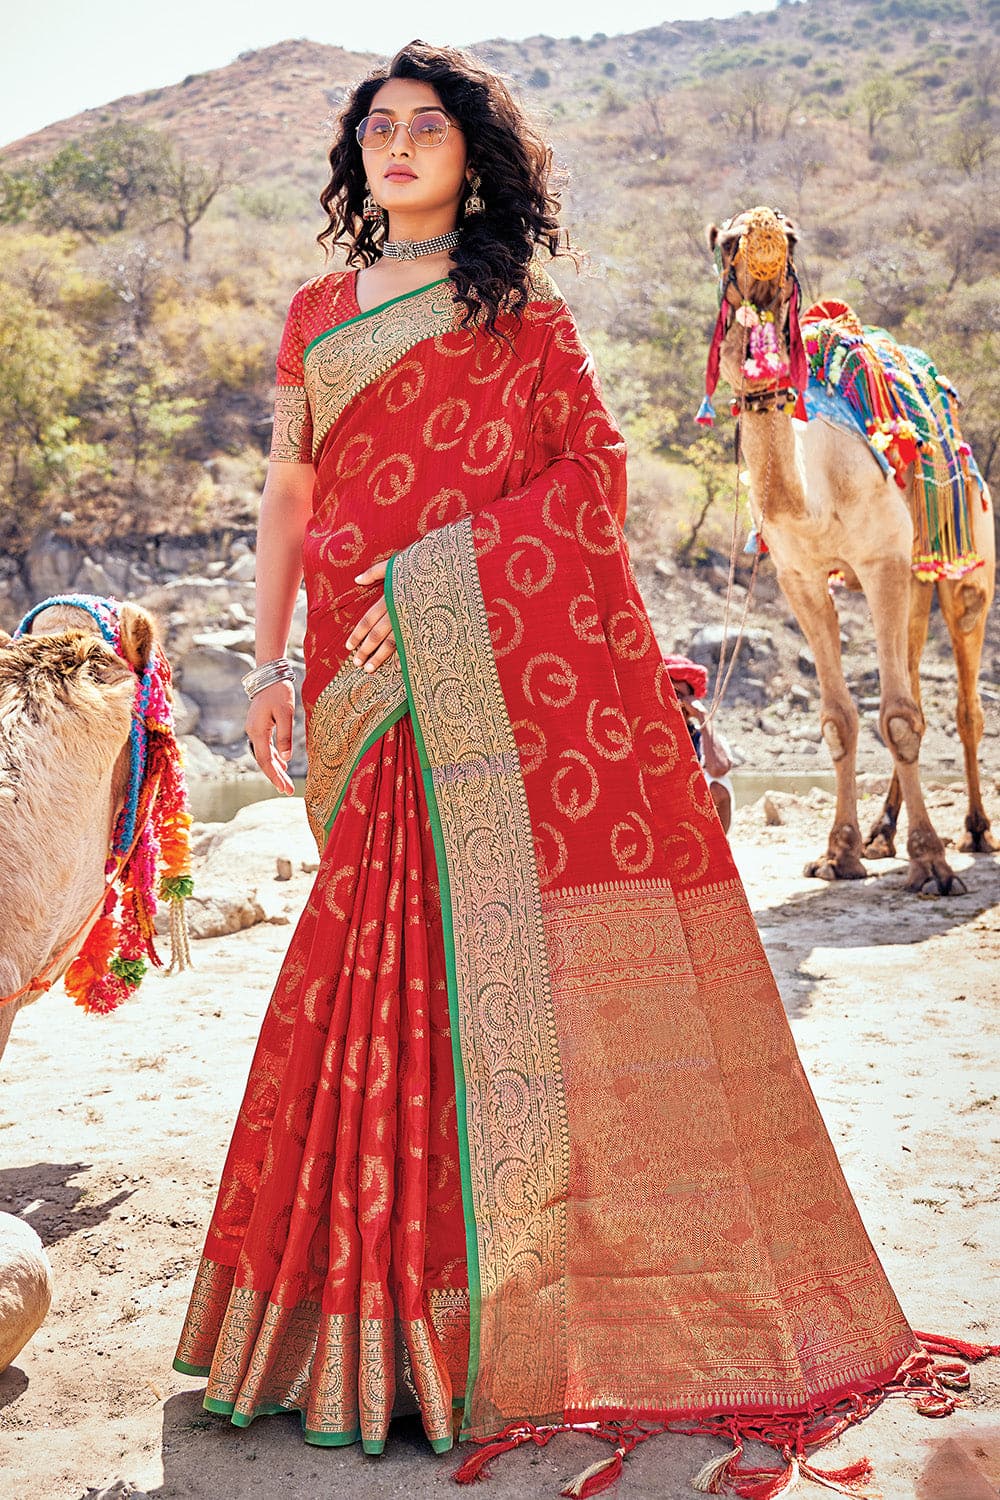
xmin=175 ymin=266 xmax=990 ymax=1492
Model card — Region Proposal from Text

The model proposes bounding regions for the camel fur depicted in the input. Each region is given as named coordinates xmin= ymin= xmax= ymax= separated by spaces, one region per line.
xmin=707 ymin=209 xmax=995 ymax=894
xmin=0 ymin=602 xmax=157 ymax=1063
xmin=0 ymin=1211 xmax=53 ymax=1372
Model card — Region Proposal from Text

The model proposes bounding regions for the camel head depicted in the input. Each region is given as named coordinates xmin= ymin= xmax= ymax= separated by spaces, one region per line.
xmin=700 ymin=206 xmax=808 ymax=415
xmin=0 ymin=599 xmax=160 ymax=1056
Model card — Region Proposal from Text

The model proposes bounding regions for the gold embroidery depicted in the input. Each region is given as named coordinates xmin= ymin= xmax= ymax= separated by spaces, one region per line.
xmin=305 ymin=283 xmax=459 ymax=459
xmin=270 ymin=387 xmax=310 ymax=463
xmin=389 ymin=519 xmax=570 ymax=1433
xmin=175 ymin=1259 xmax=468 ymax=1447
xmin=304 ymin=659 xmax=407 ymax=850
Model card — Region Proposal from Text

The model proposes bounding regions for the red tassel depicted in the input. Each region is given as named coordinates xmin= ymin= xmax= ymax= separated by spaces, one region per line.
xmin=561 ymin=1448 xmax=624 ymax=1498
xmin=793 ymin=392 xmax=808 ymax=421
xmin=787 ymin=281 xmax=808 ymax=394
xmin=914 ymin=1331 xmax=1000 ymax=1362
xmin=730 ymin=1455 xmax=799 ymax=1500
xmin=705 ymin=302 xmax=731 ymax=399
xmin=454 ymin=1432 xmax=532 ymax=1483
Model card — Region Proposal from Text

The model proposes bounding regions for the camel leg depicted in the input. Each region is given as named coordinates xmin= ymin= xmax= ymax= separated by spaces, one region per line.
xmin=856 ymin=557 xmax=963 ymax=895
xmin=863 ymin=577 xmax=933 ymax=858
xmin=937 ymin=572 xmax=998 ymax=853
xmin=776 ymin=568 xmax=866 ymax=880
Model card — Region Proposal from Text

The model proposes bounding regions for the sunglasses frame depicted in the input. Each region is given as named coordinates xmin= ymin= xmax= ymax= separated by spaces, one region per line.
xmin=355 ymin=109 xmax=459 ymax=151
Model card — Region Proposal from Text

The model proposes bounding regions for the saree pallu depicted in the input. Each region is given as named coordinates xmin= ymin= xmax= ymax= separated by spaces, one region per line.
xmin=176 ymin=266 xmax=984 ymax=1489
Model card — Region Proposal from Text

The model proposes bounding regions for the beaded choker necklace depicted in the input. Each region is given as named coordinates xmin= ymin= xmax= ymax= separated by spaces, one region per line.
xmin=382 ymin=228 xmax=460 ymax=261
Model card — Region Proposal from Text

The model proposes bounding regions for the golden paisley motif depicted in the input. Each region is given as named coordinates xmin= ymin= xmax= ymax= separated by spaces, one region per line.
xmin=523 ymin=652 xmax=578 ymax=709
xmin=533 ymin=819 xmax=569 ymax=888
xmin=370 ymin=451 xmax=416 ymax=507
xmin=335 ymin=431 xmax=375 ymax=479
xmin=379 ymin=355 xmax=426 ymax=413
xmin=423 ymin=396 xmax=472 ymax=451
xmin=610 ymin=811 xmax=655 ymax=874
xmin=511 ymin=717 xmax=547 ymax=775
xmin=550 ymin=748 xmax=600 ymax=823
xmin=568 ymin=592 xmax=605 ymax=645
xmin=462 ymin=417 xmax=514 ymax=476
xmin=485 ymin=597 xmax=524 ymax=657
xmin=607 ymin=604 xmax=654 ymax=661
xmin=586 ymin=700 xmax=631 ymax=761
xmin=504 ymin=533 xmax=556 ymax=597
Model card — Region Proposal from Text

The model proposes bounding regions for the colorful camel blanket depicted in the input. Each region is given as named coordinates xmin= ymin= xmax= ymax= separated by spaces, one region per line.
xmin=802 ymin=300 xmax=985 ymax=582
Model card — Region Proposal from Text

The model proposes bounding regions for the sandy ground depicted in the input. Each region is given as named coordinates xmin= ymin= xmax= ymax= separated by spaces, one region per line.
xmin=1 ymin=786 xmax=998 ymax=1500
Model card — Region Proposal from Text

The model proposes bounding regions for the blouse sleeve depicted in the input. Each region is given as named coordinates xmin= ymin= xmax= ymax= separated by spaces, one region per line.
xmin=269 ymin=286 xmax=314 ymax=464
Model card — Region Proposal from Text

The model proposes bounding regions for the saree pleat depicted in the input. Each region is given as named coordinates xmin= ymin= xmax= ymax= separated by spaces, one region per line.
xmin=174 ymin=721 xmax=468 ymax=1449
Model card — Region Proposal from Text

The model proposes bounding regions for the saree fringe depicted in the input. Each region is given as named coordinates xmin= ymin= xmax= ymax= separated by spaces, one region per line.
xmin=453 ymin=1337 xmax=997 ymax=1497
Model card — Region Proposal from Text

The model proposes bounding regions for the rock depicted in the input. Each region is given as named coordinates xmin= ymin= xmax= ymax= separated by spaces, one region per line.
xmin=206 ymin=560 xmax=228 ymax=576
xmin=276 ymin=858 xmax=293 ymax=881
xmin=184 ymin=798 xmax=314 ymax=939
xmin=226 ymin=552 xmax=257 ymax=582
xmin=757 ymin=714 xmax=784 ymax=737
xmin=178 ymin=735 xmax=232 ymax=778
xmin=789 ymin=685 xmax=811 ymax=708
xmin=797 ymin=648 xmax=816 ymax=677
xmin=763 ymin=794 xmax=784 ymax=826
xmin=72 ymin=557 xmax=115 ymax=596
xmin=171 ymin=691 xmax=200 ymax=737
xmin=732 ymin=676 xmax=770 ymax=707
xmin=788 ymin=724 xmax=822 ymax=743
xmin=190 ymin=627 xmax=257 ymax=654
xmin=230 ymin=537 xmax=253 ymax=559
xmin=81 ymin=1480 xmax=149 ymax=1499
xmin=689 ymin=624 xmax=776 ymax=668
xmin=25 ymin=532 xmax=81 ymax=599
xmin=228 ymin=601 xmax=252 ymax=625
xmin=0 ymin=1212 xmax=53 ymax=1372
xmin=185 ymin=887 xmax=267 ymax=938
xmin=178 ymin=645 xmax=255 ymax=745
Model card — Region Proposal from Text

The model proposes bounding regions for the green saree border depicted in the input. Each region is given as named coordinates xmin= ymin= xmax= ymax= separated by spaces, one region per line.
xmin=384 ymin=559 xmax=485 ymax=1427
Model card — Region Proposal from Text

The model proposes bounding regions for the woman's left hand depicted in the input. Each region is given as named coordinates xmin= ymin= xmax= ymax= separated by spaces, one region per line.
xmin=346 ymin=559 xmax=398 ymax=672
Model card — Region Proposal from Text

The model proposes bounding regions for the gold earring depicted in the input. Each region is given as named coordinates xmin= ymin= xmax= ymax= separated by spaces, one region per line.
xmin=363 ymin=186 xmax=382 ymax=222
xmin=464 ymin=173 xmax=484 ymax=216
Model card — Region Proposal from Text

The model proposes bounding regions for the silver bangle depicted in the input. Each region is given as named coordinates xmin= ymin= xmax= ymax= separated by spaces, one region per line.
xmin=242 ymin=657 xmax=295 ymax=699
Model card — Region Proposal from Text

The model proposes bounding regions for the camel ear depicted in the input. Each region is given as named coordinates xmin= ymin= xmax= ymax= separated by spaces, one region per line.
xmin=707 ymin=223 xmax=720 ymax=252
xmin=118 ymin=603 xmax=156 ymax=673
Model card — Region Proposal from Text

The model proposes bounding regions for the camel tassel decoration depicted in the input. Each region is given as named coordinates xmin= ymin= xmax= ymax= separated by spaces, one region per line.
xmin=12 ymin=594 xmax=193 ymax=1013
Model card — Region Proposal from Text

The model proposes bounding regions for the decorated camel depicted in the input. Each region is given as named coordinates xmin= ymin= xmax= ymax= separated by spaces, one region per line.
xmin=0 ymin=595 xmax=193 ymax=1371
xmin=698 ymin=207 xmax=995 ymax=894
xmin=0 ymin=595 xmax=193 ymax=1058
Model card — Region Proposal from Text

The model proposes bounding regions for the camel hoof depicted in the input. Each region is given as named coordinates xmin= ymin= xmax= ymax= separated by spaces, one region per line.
xmin=862 ymin=833 xmax=896 ymax=860
xmin=905 ymin=864 xmax=967 ymax=897
xmin=804 ymin=857 xmax=867 ymax=882
xmin=957 ymin=828 xmax=1000 ymax=854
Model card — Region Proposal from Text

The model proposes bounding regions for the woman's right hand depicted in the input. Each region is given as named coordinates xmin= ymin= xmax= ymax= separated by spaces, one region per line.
xmin=246 ymin=681 xmax=296 ymax=794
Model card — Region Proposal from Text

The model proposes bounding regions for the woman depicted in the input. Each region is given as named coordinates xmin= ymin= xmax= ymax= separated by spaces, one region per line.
xmin=174 ymin=40 xmax=985 ymax=1495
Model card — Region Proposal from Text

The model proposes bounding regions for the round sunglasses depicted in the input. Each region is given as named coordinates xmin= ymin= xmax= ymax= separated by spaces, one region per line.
xmin=356 ymin=109 xmax=459 ymax=151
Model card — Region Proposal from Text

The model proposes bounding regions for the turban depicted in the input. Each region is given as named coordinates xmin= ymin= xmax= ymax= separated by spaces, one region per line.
xmin=663 ymin=655 xmax=708 ymax=699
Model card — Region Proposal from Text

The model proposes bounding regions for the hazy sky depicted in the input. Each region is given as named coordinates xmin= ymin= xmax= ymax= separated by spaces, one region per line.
xmin=3 ymin=0 xmax=773 ymax=148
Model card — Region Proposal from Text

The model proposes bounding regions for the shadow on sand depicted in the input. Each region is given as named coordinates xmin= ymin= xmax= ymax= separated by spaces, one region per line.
xmin=0 ymin=1160 xmax=133 ymax=1248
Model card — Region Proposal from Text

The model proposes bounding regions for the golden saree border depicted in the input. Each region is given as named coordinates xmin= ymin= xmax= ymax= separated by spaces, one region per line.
xmin=386 ymin=518 xmax=571 ymax=1437
xmin=303 ymin=657 xmax=407 ymax=851
xmin=302 ymin=263 xmax=564 ymax=462
xmin=173 ymin=1256 xmax=461 ymax=1451
xmin=304 ymin=282 xmax=459 ymax=460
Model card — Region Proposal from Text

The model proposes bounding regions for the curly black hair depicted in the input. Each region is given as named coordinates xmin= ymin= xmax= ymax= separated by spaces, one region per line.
xmin=317 ymin=39 xmax=572 ymax=336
